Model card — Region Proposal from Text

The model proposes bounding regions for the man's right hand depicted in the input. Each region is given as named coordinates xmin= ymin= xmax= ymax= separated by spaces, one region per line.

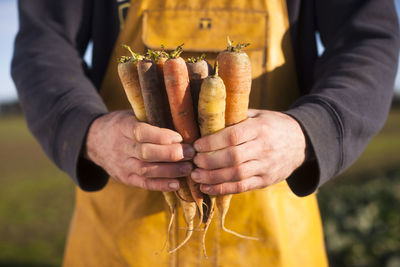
xmin=85 ymin=110 xmax=194 ymax=191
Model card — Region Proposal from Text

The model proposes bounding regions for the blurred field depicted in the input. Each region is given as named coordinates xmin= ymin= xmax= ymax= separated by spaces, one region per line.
xmin=318 ymin=108 xmax=400 ymax=267
xmin=0 ymin=109 xmax=399 ymax=267
xmin=0 ymin=116 xmax=74 ymax=267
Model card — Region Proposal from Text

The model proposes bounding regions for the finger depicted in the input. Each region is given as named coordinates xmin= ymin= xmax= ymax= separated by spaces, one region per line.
xmin=194 ymin=119 xmax=258 ymax=152
xmin=193 ymin=140 xmax=260 ymax=169
xmin=125 ymin=174 xmax=181 ymax=192
xmin=127 ymin=159 xmax=193 ymax=178
xmin=191 ymin=160 xmax=263 ymax=184
xmin=129 ymin=142 xmax=195 ymax=162
xmin=200 ymin=176 xmax=265 ymax=195
xmin=131 ymin=122 xmax=183 ymax=144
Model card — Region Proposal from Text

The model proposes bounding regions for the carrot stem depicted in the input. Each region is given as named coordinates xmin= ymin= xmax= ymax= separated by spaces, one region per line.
xmin=169 ymin=44 xmax=184 ymax=59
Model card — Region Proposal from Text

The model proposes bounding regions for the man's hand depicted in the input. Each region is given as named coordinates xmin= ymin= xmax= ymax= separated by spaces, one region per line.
xmin=191 ymin=109 xmax=308 ymax=195
xmin=85 ymin=110 xmax=195 ymax=191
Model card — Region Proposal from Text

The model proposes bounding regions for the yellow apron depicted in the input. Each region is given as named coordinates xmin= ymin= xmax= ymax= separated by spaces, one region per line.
xmin=63 ymin=0 xmax=328 ymax=266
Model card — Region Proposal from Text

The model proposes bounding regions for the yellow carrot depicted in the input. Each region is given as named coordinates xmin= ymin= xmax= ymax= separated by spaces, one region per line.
xmin=197 ymin=62 xmax=226 ymax=257
xmin=117 ymin=45 xmax=146 ymax=121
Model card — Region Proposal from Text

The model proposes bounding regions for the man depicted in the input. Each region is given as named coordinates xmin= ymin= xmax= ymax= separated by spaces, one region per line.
xmin=12 ymin=0 xmax=399 ymax=266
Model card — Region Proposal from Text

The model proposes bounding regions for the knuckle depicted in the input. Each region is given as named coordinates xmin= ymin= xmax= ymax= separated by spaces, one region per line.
xmin=133 ymin=161 xmax=145 ymax=175
xmin=235 ymin=182 xmax=247 ymax=193
xmin=132 ymin=143 xmax=142 ymax=159
xmin=202 ymin=170 xmax=216 ymax=184
xmin=229 ymin=148 xmax=241 ymax=165
xmin=159 ymin=134 xmax=170 ymax=144
xmin=234 ymin=165 xmax=246 ymax=180
xmin=137 ymin=166 xmax=149 ymax=177
xmin=133 ymin=123 xmax=145 ymax=142
xmin=228 ymin=127 xmax=241 ymax=146
xmin=215 ymin=184 xmax=224 ymax=195
xmin=168 ymin=148 xmax=182 ymax=162
xmin=145 ymin=178 xmax=163 ymax=191
xmin=207 ymin=170 xmax=217 ymax=182
xmin=138 ymin=144 xmax=149 ymax=160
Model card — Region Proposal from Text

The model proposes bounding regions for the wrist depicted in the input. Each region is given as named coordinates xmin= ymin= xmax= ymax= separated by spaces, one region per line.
xmin=84 ymin=114 xmax=105 ymax=163
xmin=282 ymin=112 xmax=314 ymax=165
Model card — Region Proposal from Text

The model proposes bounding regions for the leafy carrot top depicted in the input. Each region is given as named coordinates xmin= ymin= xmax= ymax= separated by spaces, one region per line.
xmin=118 ymin=44 xmax=144 ymax=63
xmin=226 ymin=36 xmax=250 ymax=52
xmin=169 ymin=44 xmax=184 ymax=59
xmin=145 ymin=45 xmax=170 ymax=62
xmin=186 ymin=53 xmax=206 ymax=63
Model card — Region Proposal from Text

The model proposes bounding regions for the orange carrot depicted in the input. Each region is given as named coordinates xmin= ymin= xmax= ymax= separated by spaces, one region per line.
xmin=197 ymin=62 xmax=226 ymax=257
xmin=163 ymin=45 xmax=202 ymax=253
xmin=164 ymin=45 xmax=199 ymax=143
xmin=215 ymin=37 xmax=258 ymax=240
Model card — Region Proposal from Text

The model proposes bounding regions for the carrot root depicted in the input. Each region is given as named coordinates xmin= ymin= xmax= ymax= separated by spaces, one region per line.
xmin=168 ymin=222 xmax=194 ymax=254
xmin=168 ymin=200 xmax=196 ymax=253
xmin=201 ymin=196 xmax=216 ymax=258
xmin=158 ymin=205 xmax=176 ymax=253
xmin=220 ymin=225 xmax=259 ymax=241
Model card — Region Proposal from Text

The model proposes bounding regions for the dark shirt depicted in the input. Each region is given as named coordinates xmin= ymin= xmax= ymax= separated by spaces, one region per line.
xmin=11 ymin=0 xmax=400 ymax=196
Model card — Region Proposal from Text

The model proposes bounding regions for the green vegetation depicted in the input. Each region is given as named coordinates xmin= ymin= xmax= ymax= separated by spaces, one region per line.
xmin=319 ymin=169 xmax=400 ymax=267
xmin=318 ymin=108 xmax=400 ymax=267
xmin=0 ymin=116 xmax=74 ymax=267
xmin=0 ymin=109 xmax=399 ymax=266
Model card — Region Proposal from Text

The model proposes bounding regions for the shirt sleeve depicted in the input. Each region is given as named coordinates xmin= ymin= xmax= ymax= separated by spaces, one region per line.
xmin=285 ymin=0 xmax=400 ymax=196
xmin=11 ymin=0 xmax=110 ymax=191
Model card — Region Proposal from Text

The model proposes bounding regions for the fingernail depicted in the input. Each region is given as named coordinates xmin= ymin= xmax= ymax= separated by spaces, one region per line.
xmin=169 ymin=182 xmax=179 ymax=190
xmin=172 ymin=134 xmax=183 ymax=143
xmin=202 ymin=185 xmax=211 ymax=192
xmin=183 ymin=146 xmax=195 ymax=159
xmin=180 ymin=164 xmax=192 ymax=175
xmin=191 ymin=171 xmax=200 ymax=181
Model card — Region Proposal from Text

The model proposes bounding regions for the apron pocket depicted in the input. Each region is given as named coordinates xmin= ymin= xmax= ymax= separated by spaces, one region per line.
xmin=142 ymin=8 xmax=268 ymax=78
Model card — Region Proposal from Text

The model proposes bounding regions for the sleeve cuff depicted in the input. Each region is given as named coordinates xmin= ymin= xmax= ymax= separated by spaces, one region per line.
xmin=57 ymin=100 xmax=109 ymax=191
xmin=284 ymin=97 xmax=343 ymax=196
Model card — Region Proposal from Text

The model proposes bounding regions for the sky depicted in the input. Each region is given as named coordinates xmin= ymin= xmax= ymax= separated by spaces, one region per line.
xmin=1 ymin=0 xmax=400 ymax=102
xmin=0 ymin=0 xmax=18 ymax=102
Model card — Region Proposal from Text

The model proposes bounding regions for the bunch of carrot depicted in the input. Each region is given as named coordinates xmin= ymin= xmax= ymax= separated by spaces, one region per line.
xmin=117 ymin=38 xmax=256 ymax=256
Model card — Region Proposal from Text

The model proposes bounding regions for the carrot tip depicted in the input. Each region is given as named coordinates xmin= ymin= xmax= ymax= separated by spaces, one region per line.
xmin=158 ymin=207 xmax=176 ymax=253
xmin=221 ymin=225 xmax=260 ymax=241
xmin=167 ymin=228 xmax=193 ymax=253
xmin=202 ymin=205 xmax=215 ymax=258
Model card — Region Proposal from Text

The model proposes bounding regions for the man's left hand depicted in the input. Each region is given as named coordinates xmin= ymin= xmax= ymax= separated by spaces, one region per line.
xmin=191 ymin=109 xmax=308 ymax=195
